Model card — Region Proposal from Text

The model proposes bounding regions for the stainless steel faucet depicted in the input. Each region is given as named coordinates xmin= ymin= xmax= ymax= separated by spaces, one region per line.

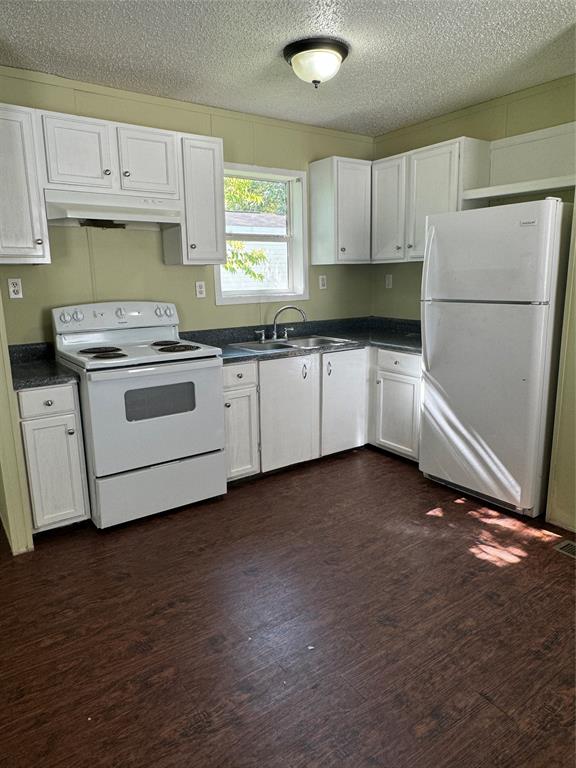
xmin=272 ymin=305 xmax=307 ymax=340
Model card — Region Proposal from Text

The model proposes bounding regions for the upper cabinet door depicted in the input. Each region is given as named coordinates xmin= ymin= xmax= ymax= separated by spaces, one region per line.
xmin=336 ymin=159 xmax=371 ymax=262
xmin=182 ymin=136 xmax=225 ymax=264
xmin=372 ymin=156 xmax=406 ymax=262
xmin=117 ymin=127 xmax=178 ymax=195
xmin=405 ymin=142 xmax=459 ymax=259
xmin=43 ymin=115 xmax=116 ymax=188
xmin=0 ymin=106 xmax=49 ymax=263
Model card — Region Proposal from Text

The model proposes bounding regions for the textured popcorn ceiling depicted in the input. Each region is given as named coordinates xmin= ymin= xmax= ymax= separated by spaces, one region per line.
xmin=0 ymin=0 xmax=574 ymax=136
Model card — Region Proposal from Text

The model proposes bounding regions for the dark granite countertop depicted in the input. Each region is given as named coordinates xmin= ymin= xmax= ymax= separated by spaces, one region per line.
xmin=11 ymin=359 xmax=79 ymax=391
xmin=9 ymin=317 xmax=421 ymax=389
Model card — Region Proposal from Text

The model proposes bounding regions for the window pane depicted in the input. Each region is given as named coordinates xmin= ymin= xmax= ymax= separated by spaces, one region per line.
xmin=221 ymin=240 xmax=289 ymax=293
xmin=224 ymin=177 xmax=287 ymax=236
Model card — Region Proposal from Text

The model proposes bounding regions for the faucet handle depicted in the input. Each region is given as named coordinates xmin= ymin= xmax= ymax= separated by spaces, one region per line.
xmin=282 ymin=327 xmax=295 ymax=339
xmin=254 ymin=329 xmax=266 ymax=342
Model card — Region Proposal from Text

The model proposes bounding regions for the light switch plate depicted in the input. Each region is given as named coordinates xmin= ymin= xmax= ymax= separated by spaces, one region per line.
xmin=7 ymin=278 xmax=23 ymax=299
xmin=385 ymin=274 xmax=393 ymax=289
xmin=319 ymin=275 xmax=327 ymax=290
xmin=195 ymin=281 xmax=206 ymax=299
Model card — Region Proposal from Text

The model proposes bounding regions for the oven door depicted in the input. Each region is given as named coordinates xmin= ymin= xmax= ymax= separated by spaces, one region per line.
xmin=84 ymin=358 xmax=224 ymax=477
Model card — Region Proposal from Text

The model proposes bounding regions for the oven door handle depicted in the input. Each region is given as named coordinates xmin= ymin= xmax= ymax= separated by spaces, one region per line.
xmin=86 ymin=357 xmax=222 ymax=382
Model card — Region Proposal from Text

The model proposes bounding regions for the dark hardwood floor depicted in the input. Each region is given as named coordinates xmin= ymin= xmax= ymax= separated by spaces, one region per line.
xmin=0 ymin=447 xmax=574 ymax=768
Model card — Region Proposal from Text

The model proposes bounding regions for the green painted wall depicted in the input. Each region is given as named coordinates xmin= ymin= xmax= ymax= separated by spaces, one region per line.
xmin=0 ymin=66 xmax=374 ymax=344
xmin=372 ymin=75 xmax=576 ymax=320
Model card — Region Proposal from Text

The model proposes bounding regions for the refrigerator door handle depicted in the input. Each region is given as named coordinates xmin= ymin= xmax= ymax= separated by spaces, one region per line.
xmin=421 ymin=224 xmax=436 ymax=301
xmin=421 ymin=302 xmax=430 ymax=372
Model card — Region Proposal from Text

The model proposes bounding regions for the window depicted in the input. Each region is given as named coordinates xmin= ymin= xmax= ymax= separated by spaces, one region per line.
xmin=215 ymin=164 xmax=308 ymax=304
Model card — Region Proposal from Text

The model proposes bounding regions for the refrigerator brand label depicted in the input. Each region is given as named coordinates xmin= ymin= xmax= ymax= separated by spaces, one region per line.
xmin=519 ymin=219 xmax=537 ymax=226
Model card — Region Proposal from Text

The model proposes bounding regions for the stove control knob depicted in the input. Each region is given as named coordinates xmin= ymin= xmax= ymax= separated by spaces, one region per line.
xmin=164 ymin=306 xmax=174 ymax=317
xmin=59 ymin=311 xmax=72 ymax=324
xmin=154 ymin=305 xmax=163 ymax=318
xmin=72 ymin=310 xmax=84 ymax=322
xmin=115 ymin=307 xmax=126 ymax=319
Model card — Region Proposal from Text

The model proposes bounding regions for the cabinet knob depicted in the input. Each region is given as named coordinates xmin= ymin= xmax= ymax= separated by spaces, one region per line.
xmin=122 ymin=170 xmax=131 ymax=177
xmin=190 ymin=243 xmax=197 ymax=249
xmin=67 ymin=428 xmax=75 ymax=435
xmin=394 ymin=360 xmax=399 ymax=365
xmin=407 ymin=244 xmax=413 ymax=249
xmin=396 ymin=245 xmax=402 ymax=251
xmin=224 ymin=402 xmax=231 ymax=408
xmin=236 ymin=372 xmax=243 ymax=379
xmin=35 ymin=238 xmax=43 ymax=245
xmin=340 ymin=247 xmax=346 ymax=253
xmin=44 ymin=399 xmax=54 ymax=407
xmin=103 ymin=168 xmax=112 ymax=176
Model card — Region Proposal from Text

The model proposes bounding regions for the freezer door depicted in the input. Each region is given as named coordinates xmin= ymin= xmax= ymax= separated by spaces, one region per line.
xmin=420 ymin=302 xmax=550 ymax=511
xmin=423 ymin=200 xmax=560 ymax=302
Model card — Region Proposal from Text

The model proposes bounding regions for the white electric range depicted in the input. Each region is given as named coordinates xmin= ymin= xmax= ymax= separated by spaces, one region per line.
xmin=53 ymin=301 xmax=227 ymax=528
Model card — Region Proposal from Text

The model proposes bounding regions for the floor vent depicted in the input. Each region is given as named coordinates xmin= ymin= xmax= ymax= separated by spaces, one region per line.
xmin=555 ymin=540 xmax=576 ymax=559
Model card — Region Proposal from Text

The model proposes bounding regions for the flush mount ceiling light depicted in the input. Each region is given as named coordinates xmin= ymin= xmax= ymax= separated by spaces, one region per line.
xmin=283 ymin=37 xmax=349 ymax=89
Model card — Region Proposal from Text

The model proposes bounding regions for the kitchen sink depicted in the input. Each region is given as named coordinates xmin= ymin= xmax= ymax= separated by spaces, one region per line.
xmin=284 ymin=336 xmax=350 ymax=349
xmin=230 ymin=341 xmax=293 ymax=351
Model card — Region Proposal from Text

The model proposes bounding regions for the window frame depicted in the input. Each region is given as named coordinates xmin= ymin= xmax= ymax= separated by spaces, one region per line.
xmin=214 ymin=163 xmax=309 ymax=305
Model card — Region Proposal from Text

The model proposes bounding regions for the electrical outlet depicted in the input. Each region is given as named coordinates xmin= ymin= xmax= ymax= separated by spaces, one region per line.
xmin=319 ymin=274 xmax=327 ymax=290
xmin=7 ymin=278 xmax=23 ymax=299
xmin=385 ymin=274 xmax=393 ymax=289
xmin=195 ymin=281 xmax=206 ymax=299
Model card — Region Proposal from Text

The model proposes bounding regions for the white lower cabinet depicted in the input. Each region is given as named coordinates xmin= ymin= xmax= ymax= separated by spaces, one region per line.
xmin=370 ymin=349 xmax=422 ymax=460
xmin=259 ymin=355 xmax=320 ymax=472
xmin=321 ymin=348 xmax=368 ymax=455
xmin=223 ymin=363 xmax=260 ymax=480
xmin=19 ymin=384 xmax=90 ymax=531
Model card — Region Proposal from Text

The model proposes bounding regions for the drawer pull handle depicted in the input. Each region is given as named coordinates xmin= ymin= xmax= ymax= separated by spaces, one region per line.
xmin=224 ymin=402 xmax=231 ymax=408
xmin=236 ymin=372 xmax=244 ymax=379
xmin=302 ymin=363 xmax=308 ymax=379
xmin=67 ymin=428 xmax=75 ymax=436
xmin=44 ymin=399 xmax=54 ymax=407
xmin=327 ymin=361 xmax=332 ymax=376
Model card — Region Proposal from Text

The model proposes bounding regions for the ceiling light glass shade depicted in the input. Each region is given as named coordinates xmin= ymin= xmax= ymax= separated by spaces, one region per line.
xmin=283 ymin=37 xmax=349 ymax=88
xmin=291 ymin=49 xmax=343 ymax=85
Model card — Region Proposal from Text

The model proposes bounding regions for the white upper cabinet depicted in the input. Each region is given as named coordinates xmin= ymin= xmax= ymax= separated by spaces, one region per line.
xmin=117 ymin=127 xmax=178 ymax=195
xmin=310 ymin=156 xmax=372 ymax=264
xmin=0 ymin=105 xmax=49 ymax=264
xmin=372 ymin=155 xmax=406 ymax=262
xmin=43 ymin=115 xmax=116 ymax=189
xmin=405 ymin=142 xmax=459 ymax=258
xmin=372 ymin=137 xmax=490 ymax=263
xmin=181 ymin=136 xmax=226 ymax=264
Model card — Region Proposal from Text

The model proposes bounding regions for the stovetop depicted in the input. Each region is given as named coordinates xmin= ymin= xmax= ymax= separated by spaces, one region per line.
xmin=52 ymin=301 xmax=221 ymax=369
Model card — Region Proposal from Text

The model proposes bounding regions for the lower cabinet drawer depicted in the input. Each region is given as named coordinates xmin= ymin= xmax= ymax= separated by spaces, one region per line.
xmin=19 ymin=383 xmax=76 ymax=419
xmin=376 ymin=348 xmax=421 ymax=377
xmin=223 ymin=362 xmax=258 ymax=389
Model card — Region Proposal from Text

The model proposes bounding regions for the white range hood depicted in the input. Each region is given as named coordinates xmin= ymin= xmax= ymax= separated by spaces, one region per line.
xmin=45 ymin=189 xmax=184 ymax=225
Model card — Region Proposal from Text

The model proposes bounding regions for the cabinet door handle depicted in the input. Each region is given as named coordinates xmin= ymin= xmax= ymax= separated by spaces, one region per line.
xmin=302 ymin=363 xmax=308 ymax=379
xmin=327 ymin=361 xmax=332 ymax=376
xmin=407 ymin=244 xmax=413 ymax=249
xmin=340 ymin=247 xmax=346 ymax=253
xmin=35 ymin=238 xmax=44 ymax=245
xmin=396 ymin=245 xmax=402 ymax=251
xmin=224 ymin=402 xmax=231 ymax=408
xmin=44 ymin=399 xmax=54 ymax=406
xmin=67 ymin=428 xmax=75 ymax=435
xmin=103 ymin=168 xmax=112 ymax=176
xmin=122 ymin=170 xmax=131 ymax=177
xmin=394 ymin=360 xmax=399 ymax=365
xmin=236 ymin=372 xmax=243 ymax=379
xmin=190 ymin=243 xmax=197 ymax=249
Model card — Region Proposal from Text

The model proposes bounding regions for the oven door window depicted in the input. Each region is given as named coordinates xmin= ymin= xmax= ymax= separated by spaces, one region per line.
xmin=124 ymin=382 xmax=196 ymax=422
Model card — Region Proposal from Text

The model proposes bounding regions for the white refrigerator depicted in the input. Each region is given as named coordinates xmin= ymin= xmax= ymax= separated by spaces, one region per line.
xmin=419 ymin=199 xmax=572 ymax=517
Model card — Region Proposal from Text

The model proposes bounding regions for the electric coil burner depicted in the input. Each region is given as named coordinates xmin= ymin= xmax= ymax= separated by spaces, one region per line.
xmin=52 ymin=301 xmax=226 ymax=530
